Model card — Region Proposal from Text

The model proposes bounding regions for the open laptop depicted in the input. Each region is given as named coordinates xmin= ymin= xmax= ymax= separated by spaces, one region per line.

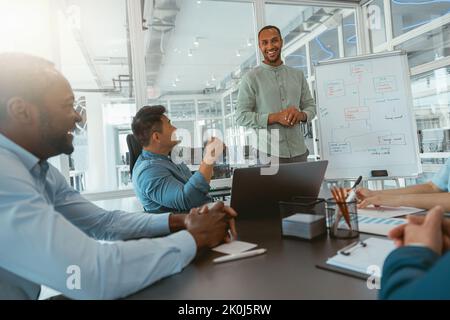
xmin=230 ymin=161 xmax=328 ymax=218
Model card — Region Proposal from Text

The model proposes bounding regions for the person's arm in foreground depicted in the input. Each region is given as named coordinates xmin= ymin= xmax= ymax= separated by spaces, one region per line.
xmin=380 ymin=206 xmax=450 ymax=299
xmin=356 ymin=182 xmax=449 ymax=210
xmin=0 ymin=164 xmax=236 ymax=299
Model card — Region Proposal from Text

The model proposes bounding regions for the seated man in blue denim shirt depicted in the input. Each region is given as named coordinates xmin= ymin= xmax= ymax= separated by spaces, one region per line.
xmin=380 ymin=206 xmax=450 ymax=299
xmin=356 ymin=157 xmax=450 ymax=211
xmin=132 ymin=106 xmax=223 ymax=213
xmin=0 ymin=53 xmax=237 ymax=299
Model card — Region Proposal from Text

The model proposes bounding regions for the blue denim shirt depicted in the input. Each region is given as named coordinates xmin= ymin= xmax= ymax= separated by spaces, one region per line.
xmin=132 ymin=150 xmax=212 ymax=213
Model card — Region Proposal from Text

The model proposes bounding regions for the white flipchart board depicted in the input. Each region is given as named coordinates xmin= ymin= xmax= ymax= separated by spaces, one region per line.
xmin=314 ymin=51 xmax=422 ymax=180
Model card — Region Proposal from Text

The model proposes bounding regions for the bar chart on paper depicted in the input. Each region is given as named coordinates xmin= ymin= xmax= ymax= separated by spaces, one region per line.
xmin=357 ymin=205 xmax=425 ymax=218
xmin=357 ymin=215 xmax=406 ymax=236
xmin=333 ymin=214 xmax=405 ymax=236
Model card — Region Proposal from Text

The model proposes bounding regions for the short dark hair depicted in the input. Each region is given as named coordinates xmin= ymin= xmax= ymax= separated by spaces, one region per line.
xmin=0 ymin=52 xmax=57 ymax=123
xmin=258 ymin=25 xmax=282 ymax=40
xmin=131 ymin=105 xmax=166 ymax=147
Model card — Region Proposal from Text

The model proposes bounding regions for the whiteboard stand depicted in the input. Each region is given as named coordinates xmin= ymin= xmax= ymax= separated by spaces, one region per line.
xmin=324 ymin=176 xmax=404 ymax=193
xmin=366 ymin=177 xmax=400 ymax=190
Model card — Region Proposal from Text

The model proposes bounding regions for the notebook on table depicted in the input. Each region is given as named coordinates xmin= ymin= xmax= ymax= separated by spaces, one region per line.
xmin=316 ymin=238 xmax=396 ymax=280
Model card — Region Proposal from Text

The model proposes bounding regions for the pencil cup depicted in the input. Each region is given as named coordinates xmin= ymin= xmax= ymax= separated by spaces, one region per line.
xmin=325 ymin=198 xmax=359 ymax=239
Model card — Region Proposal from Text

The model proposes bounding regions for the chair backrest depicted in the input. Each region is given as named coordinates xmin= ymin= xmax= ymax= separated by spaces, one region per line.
xmin=126 ymin=134 xmax=142 ymax=177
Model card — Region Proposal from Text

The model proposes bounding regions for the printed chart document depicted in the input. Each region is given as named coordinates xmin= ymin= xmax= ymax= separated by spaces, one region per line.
xmin=333 ymin=215 xmax=406 ymax=236
xmin=357 ymin=215 xmax=406 ymax=236
xmin=358 ymin=205 xmax=424 ymax=219
xmin=212 ymin=241 xmax=257 ymax=255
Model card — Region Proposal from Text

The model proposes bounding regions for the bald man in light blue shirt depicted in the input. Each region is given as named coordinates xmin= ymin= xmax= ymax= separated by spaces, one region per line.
xmin=0 ymin=53 xmax=236 ymax=299
xmin=0 ymin=133 xmax=196 ymax=299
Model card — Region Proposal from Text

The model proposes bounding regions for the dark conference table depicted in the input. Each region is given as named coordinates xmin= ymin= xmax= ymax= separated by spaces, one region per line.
xmin=127 ymin=216 xmax=379 ymax=300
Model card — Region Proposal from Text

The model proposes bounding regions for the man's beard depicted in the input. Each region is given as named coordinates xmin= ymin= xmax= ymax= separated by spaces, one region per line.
xmin=39 ymin=111 xmax=74 ymax=156
xmin=265 ymin=51 xmax=280 ymax=63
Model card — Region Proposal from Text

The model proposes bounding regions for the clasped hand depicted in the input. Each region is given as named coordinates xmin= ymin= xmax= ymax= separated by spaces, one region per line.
xmin=388 ymin=206 xmax=450 ymax=255
xmin=185 ymin=201 xmax=238 ymax=249
xmin=277 ymin=106 xmax=305 ymax=127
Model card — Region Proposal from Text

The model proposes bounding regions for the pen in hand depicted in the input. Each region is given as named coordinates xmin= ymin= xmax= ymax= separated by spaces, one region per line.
xmin=346 ymin=176 xmax=362 ymax=203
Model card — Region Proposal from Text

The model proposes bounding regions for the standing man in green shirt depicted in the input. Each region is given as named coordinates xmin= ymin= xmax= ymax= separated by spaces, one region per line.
xmin=236 ymin=25 xmax=316 ymax=164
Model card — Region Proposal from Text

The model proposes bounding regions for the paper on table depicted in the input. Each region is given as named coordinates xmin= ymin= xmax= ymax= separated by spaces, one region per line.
xmin=358 ymin=205 xmax=424 ymax=219
xmin=358 ymin=215 xmax=406 ymax=236
xmin=212 ymin=241 xmax=257 ymax=255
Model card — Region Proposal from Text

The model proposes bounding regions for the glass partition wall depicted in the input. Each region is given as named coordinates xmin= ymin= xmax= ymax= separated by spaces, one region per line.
xmin=362 ymin=0 xmax=450 ymax=185
xmin=0 ymin=0 xmax=360 ymax=198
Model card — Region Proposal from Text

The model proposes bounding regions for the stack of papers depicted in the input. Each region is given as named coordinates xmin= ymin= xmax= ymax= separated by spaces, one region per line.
xmin=282 ymin=214 xmax=326 ymax=239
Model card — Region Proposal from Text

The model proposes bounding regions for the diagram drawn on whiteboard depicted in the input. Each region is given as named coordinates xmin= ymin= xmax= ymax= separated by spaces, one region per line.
xmin=321 ymin=60 xmax=408 ymax=158
xmin=315 ymin=51 xmax=421 ymax=179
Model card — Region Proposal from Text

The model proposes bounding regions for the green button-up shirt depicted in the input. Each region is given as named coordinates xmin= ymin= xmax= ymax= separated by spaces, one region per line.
xmin=236 ymin=62 xmax=316 ymax=158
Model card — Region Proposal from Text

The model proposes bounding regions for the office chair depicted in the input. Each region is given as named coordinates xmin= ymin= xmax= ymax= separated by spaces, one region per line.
xmin=126 ymin=134 xmax=142 ymax=177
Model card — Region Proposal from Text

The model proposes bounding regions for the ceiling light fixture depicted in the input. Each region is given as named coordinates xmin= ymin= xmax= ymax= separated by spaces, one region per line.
xmin=172 ymin=81 xmax=177 ymax=87
xmin=211 ymin=74 xmax=216 ymax=81
xmin=247 ymin=39 xmax=253 ymax=47
xmin=175 ymin=76 xmax=180 ymax=82
xmin=188 ymin=49 xmax=193 ymax=57
xmin=236 ymin=50 xmax=241 ymax=57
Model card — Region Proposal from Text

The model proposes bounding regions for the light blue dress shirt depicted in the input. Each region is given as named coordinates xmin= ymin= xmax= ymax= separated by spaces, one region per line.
xmin=432 ymin=157 xmax=450 ymax=192
xmin=132 ymin=150 xmax=211 ymax=213
xmin=0 ymin=133 xmax=196 ymax=299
